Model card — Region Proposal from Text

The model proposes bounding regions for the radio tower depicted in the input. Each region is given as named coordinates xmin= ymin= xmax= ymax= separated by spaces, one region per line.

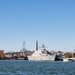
xmin=22 ymin=41 xmax=26 ymax=52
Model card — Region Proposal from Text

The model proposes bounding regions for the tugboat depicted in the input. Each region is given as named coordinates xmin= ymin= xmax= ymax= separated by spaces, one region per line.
xmin=54 ymin=54 xmax=63 ymax=61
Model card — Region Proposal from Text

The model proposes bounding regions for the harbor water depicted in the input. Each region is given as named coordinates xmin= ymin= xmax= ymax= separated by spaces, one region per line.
xmin=0 ymin=60 xmax=75 ymax=75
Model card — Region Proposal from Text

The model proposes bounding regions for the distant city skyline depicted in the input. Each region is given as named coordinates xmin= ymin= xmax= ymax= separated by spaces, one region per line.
xmin=0 ymin=0 xmax=75 ymax=52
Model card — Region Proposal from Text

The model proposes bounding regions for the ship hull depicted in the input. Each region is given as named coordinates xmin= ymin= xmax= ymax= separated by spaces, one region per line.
xmin=28 ymin=55 xmax=55 ymax=61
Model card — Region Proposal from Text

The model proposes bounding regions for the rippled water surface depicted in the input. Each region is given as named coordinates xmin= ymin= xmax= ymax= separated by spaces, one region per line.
xmin=0 ymin=60 xmax=75 ymax=75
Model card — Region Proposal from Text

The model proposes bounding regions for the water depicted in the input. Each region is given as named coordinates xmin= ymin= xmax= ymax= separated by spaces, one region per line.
xmin=0 ymin=60 xmax=75 ymax=75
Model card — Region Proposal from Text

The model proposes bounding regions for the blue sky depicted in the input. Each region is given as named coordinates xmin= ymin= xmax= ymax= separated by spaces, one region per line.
xmin=0 ymin=0 xmax=75 ymax=52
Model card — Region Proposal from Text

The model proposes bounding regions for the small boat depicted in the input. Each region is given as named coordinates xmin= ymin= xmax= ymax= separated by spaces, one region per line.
xmin=68 ymin=59 xmax=74 ymax=62
xmin=54 ymin=54 xmax=75 ymax=62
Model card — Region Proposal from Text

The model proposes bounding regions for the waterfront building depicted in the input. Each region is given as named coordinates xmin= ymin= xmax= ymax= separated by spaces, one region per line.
xmin=0 ymin=50 xmax=4 ymax=59
xmin=5 ymin=51 xmax=34 ymax=60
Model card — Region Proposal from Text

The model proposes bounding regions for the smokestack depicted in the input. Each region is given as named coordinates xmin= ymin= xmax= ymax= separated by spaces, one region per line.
xmin=36 ymin=41 xmax=38 ymax=50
